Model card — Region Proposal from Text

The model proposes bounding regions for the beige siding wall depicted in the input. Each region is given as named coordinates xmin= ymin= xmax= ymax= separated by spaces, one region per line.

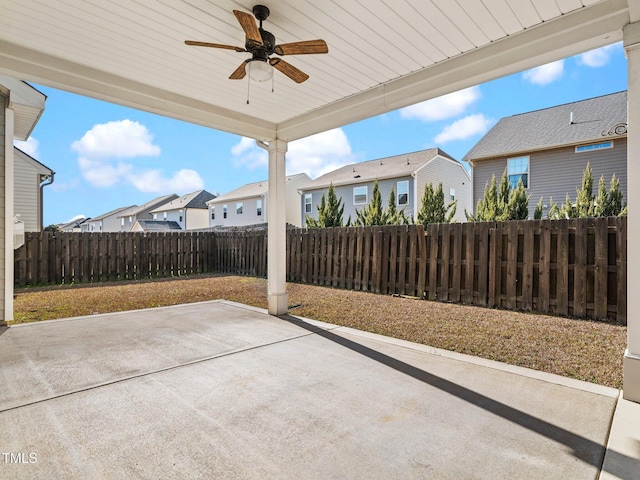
xmin=14 ymin=152 xmax=40 ymax=232
xmin=472 ymin=138 xmax=628 ymax=218
xmin=185 ymin=208 xmax=209 ymax=230
xmin=415 ymin=156 xmax=471 ymax=223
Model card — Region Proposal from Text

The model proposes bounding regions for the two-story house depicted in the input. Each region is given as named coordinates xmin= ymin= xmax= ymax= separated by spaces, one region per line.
xmin=465 ymin=91 xmax=627 ymax=218
xmin=116 ymin=193 xmax=178 ymax=232
xmin=81 ymin=205 xmax=136 ymax=233
xmin=301 ymin=149 xmax=471 ymax=225
xmin=149 ymin=189 xmax=216 ymax=230
xmin=208 ymin=173 xmax=311 ymax=228
xmin=14 ymin=147 xmax=54 ymax=232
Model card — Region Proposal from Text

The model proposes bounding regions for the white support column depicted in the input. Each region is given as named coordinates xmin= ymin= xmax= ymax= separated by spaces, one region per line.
xmin=267 ymin=138 xmax=288 ymax=315
xmin=624 ymin=21 xmax=640 ymax=403
xmin=3 ymin=106 xmax=14 ymax=323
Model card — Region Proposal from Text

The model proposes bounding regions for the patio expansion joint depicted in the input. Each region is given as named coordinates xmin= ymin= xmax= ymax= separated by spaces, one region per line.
xmin=0 ymin=328 xmax=331 ymax=414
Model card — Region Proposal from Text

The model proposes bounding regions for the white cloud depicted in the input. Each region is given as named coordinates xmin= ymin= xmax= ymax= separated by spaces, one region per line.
xmin=78 ymin=157 xmax=132 ymax=188
xmin=288 ymin=129 xmax=355 ymax=178
xmin=522 ymin=60 xmax=564 ymax=86
xmin=14 ymin=137 xmax=40 ymax=158
xmin=230 ymin=128 xmax=355 ymax=178
xmin=71 ymin=119 xmax=160 ymax=158
xmin=127 ymin=169 xmax=204 ymax=193
xmin=400 ymin=86 xmax=481 ymax=122
xmin=72 ymin=119 xmax=204 ymax=193
xmin=434 ymin=114 xmax=492 ymax=144
xmin=578 ymin=43 xmax=620 ymax=68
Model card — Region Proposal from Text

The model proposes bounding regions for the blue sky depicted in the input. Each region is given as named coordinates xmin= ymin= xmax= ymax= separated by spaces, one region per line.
xmin=15 ymin=43 xmax=627 ymax=226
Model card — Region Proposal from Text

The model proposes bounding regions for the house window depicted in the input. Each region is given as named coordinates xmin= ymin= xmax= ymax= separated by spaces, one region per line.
xmin=576 ymin=141 xmax=613 ymax=153
xmin=211 ymin=207 xmax=215 ymax=220
xmin=450 ymin=188 xmax=456 ymax=202
xmin=397 ymin=181 xmax=409 ymax=205
xmin=179 ymin=210 xmax=183 ymax=222
xmin=507 ymin=156 xmax=529 ymax=188
xmin=257 ymin=199 xmax=262 ymax=216
xmin=354 ymin=186 xmax=368 ymax=205
xmin=129 ymin=216 xmax=133 ymax=224
xmin=163 ymin=212 xmax=167 ymax=220
xmin=304 ymin=193 xmax=312 ymax=213
xmin=153 ymin=213 xmax=157 ymax=220
xmin=236 ymin=202 xmax=243 ymax=215
xmin=223 ymin=205 xmax=228 ymax=219
xmin=121 ymin=218 xmax=124 ymax=226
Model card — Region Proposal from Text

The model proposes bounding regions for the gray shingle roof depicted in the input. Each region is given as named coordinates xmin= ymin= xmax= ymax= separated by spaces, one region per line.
xmin=305 ymin=148 xmax=456 ymax=189
xmin=134 ymin=220 xmax=182 ymax=232
xmin=463 ymin=91 xmax=627 ymax=163
xmin=89 ymin=205 xmax=137 ymax=222
xmin=209 ymin=173 xmax=310 ymax=203
xmin=150 ymin=190 xmax=216 ymax=213
xmin=117 ymin=194 xmax=179 ymax=217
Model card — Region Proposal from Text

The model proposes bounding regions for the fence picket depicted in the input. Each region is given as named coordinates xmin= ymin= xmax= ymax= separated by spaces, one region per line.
xmin=13 ymin=219 xmax=626 ymax=322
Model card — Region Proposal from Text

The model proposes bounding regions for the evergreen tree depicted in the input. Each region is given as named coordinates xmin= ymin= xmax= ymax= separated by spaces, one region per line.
xmin=387 ymin=188 xmax=411 ymax=225
xmin=534 ymin=197 xmax=544 ymax=220
xmin=575 ymin=162 xmax=594 ymax=218
xmin=417 ymin=182 xmax=456 ymax=226
xmin=305 ymin=183 xmax=348 ymax=227
xmin=467 ymin=169 xmax=529 ymax=221
xmin=354 ymin=180 xmax=389 ymax=226
xmin=548 ymin=163 xmax=627 ymax=219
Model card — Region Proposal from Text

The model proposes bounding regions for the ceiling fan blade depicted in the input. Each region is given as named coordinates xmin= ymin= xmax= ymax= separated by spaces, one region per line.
xmin=185 ymin=40 xmax=245 ymax=52
xmin=229 ymin=61 xmax=248 ymax=80
xmin=233 ymin=10 xmax=262 ymax=45
xmin=269 ymin=58 xmax=309 ymax=83
xmin=274 ymin=40 xmax=328 ymax=56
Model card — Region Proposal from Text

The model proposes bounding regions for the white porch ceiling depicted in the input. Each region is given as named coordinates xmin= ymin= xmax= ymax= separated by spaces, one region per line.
xmin=0 ymin=0 xmax=632 ymax=142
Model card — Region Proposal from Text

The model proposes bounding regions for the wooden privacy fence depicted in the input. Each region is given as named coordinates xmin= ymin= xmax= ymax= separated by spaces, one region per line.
xmin=15 ymin=230 xmax=268 ymax=286
xmin=15 ymin=218 xmax=626 ymax=322
xmin=286 ymin=217 xmax=626 ymax=322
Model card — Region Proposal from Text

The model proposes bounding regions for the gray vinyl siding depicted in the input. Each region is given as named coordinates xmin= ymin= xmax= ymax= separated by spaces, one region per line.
xmin=414 ymin=156 xmax=471 ymax=223
xmin=302 ymin=177 xmax=415 ymax=226
xmin=472 ymin=138 xmax=627 ymax=218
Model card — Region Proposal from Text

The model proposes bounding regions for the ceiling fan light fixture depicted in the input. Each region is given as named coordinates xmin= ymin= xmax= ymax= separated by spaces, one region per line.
xmin=248 ymin=59 xmax=273 ymax=82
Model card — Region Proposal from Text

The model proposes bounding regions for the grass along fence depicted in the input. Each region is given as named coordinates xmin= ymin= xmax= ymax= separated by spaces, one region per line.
xmin=15 ymin=217 xmax=626 ymax=322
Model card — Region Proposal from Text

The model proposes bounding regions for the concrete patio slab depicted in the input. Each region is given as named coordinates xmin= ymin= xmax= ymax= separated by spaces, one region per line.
xmin=0 ymin=300 xmax=635 ymax=479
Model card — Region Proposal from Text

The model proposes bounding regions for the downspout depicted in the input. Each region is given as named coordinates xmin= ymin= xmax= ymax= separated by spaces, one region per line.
xmin=39 ymin=172 xmax=55 ymax=231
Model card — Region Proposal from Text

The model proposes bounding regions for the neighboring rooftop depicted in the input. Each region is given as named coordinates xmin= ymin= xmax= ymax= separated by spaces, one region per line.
xmin=134 ymin=220 xmax=182 ymax=232
xmin=58 ymin=217 xmax=90 ymax=231
xmin=117 ymin=194 xmax=179 ymax=218
xmin=89 ymin=205 xmax=137 ymax=222
xmin=464 ymin=91 xmax=627 ymax=163
xmin=306 ymin=148 xmax=458 ymax=189
xmin=209 ymin=173 xmax=310 ymax=203
xmin=151 ymin=190 xmax=216 ymax=213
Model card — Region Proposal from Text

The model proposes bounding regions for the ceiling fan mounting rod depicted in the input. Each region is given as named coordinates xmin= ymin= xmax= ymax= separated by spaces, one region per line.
xmin=253 ymin=5 xmax=270 ymax=25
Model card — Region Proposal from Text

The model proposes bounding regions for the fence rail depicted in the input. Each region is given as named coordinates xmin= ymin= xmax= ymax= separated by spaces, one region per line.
xmin=15 ymin=217 xmax=626 ymax=322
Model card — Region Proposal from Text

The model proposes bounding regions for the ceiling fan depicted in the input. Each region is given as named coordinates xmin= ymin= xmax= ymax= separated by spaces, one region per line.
xmin=185 ymin=5 xmax=328 ymax=84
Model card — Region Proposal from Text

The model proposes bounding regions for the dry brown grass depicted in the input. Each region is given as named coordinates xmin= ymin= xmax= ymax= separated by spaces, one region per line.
xmin=13 ymin=274 xmax=626 ymax=389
